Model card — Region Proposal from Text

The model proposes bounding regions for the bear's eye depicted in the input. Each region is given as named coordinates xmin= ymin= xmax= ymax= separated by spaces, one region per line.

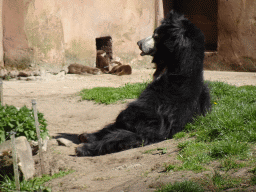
xmin=153 ymin=33 xmax=159 ymax=40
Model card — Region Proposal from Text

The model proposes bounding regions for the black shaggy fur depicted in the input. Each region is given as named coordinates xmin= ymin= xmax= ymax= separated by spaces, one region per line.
xmin=76 ymin=11 xmax=211 ymax=156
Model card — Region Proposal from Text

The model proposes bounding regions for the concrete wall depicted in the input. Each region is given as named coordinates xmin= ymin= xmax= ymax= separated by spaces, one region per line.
xmin=217 ymin=0 xmax=256 ymax=71
xmin=0 ymin=0 xmax=3 ymax=67
xmin=1 ymin=0 xmax=256 ymax=71
xmin=2 ymin=0 xmax=33 ymax=69
xmin=23 ymin=0 xmax=155 ymax=67
xmin=1 ymin=0 xmax=154 ymax=68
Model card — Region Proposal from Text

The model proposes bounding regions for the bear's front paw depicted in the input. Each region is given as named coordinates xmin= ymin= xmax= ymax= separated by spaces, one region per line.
xmin=76 ymin=143 xmax=93 ymax=156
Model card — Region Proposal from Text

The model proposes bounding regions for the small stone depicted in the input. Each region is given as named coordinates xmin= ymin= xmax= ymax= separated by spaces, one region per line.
xmin=57 ymin=138 xmax=72 ymax=147
xmin=18 ymin=71 xmax=32 ymax=77
xmin=18 ymin=77 xmax=28 ymax=81
xmin=32 ymin=70 xmax=41 ymax=76
xmin=8 ymin=71 xmax=19 ymax=78
xmin=0 ymin=68 xmax=7 ymax=78
xmin=26 ymin=76 xmax=36 ymax=81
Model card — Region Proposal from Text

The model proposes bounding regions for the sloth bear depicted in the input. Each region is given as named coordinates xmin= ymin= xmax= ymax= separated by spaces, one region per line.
xmin=109 ymin=61 xmax=132 ymax=76
xmin=76 ymin=10 xmax=211 ymax=156
xmin=68 ymin=63 xmax=101 ymax=75
xmin=96 ymin=50 xmax=110 ymax=73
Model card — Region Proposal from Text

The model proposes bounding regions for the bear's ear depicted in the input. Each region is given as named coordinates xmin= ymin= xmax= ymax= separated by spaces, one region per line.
xmin=182 ymin=19 xmax=205 ymax=43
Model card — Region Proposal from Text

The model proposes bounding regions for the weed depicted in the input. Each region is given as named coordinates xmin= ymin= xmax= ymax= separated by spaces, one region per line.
xmin=163 ymin=163 xmax=175 ymax=172
xmin=157 ymin=147 xmax=167 ymax=154
xmin=0 ymin=105 xmax=48 ymax=143
xmin=141 ymin=140 xmax=145 ymax=147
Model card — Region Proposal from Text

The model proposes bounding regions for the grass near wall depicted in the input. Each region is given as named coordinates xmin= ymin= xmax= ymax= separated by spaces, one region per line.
xmin=80 ymin=81 xmax=256 ymax=191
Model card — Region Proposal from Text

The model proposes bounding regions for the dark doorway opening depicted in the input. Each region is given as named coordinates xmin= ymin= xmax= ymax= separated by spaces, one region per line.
xmin=163 ymin=0 xmax=218 ymax=51
xmin=96 ymin=36 xmax=113 ymax=62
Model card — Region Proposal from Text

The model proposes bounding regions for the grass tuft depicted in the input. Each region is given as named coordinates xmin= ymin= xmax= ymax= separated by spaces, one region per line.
xmin=80 ymin=82 xmax=148 ymax=104
xmin=156 ymin=180 xmax=204 ymax=192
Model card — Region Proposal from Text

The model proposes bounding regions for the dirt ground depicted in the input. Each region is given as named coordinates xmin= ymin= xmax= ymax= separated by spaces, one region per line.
xmin=2 ymin=69 xmax=256 ymax=191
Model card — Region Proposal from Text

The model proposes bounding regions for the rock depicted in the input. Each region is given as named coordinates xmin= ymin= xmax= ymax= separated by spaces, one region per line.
xmin=18 ymin=77 xmax=28 ymax=81
xmin=39 ymin=68 xmax=46 ymax=77
xmin=56 ymin=138 xmax=72 ymax=147
xmin=26 ymin=76 xmax=36 ymax=81
xmin=0 ymin=68 xmax=7 ymax=78
xmin=56 ymin=71 xmax=65 ymax=78
xmin=32 ymin=70 xmax=41 ymax=76
xmin=8 ymin=71 xmax=19 ymax=78
xmin=18 ymin=71 xmax=32 ymax=77
xmin=0 ymin=136 xmax=35 ymax=180
xmin=30 ymin=136 xmax=49 ymax=155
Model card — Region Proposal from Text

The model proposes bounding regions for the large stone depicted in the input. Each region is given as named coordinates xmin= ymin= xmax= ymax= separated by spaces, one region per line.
xmin=56 ymin=138 xmax=72 ymax=147
xmin=0 ymin=136 xmax=35 ymax=180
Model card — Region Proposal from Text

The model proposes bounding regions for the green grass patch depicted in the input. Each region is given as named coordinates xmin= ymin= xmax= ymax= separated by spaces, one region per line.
xmin=170 ymin=82 xmax=256 ymax=172
xmin=156 ymin=180 xmax=204 ymax=192
xmin=80 ymin=82 xmax=148 ymax=104
xmin=0 ymin=170 xmax=75 ymax=192
xmin=173 ymin=131 xmax=187 ymax=139
xmin=219 ymin=158 xmax=247 ymax=171
xmin=192 ymin=170 xmax=244 ymax=191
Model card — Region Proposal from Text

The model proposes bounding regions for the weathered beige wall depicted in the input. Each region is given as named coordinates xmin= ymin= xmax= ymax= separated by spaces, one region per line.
xmin=0 ymin=0 xmax=3 ymax=67
xmin=2 ymin=0 xmax=256 ymax=71
xmin=23 ymin=0 xmax=155 ymax=67
xmin=217 ymin=0 xmax=256 ymax=71
xmin=2 ymin=0 xmax=33 ymax=69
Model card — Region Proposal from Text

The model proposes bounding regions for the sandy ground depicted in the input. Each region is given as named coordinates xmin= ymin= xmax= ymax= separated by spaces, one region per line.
xmin=2 ymin=69 xmax=256 ymax=191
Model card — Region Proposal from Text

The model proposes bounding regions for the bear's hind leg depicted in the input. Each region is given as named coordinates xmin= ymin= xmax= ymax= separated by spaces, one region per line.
xmin=76 ymin=129 xmax=143 ymax=156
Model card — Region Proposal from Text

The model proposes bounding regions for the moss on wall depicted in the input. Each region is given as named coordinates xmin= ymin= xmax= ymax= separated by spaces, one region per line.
xmin=25 ymin=7 xmax=65 ymax=66
xmin=65 ymin=38 xmax=95 ymax=66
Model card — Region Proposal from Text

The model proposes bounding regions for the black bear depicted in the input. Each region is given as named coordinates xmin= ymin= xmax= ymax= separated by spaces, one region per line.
xmin=76 ymin=10 xmax=211 ymax=156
